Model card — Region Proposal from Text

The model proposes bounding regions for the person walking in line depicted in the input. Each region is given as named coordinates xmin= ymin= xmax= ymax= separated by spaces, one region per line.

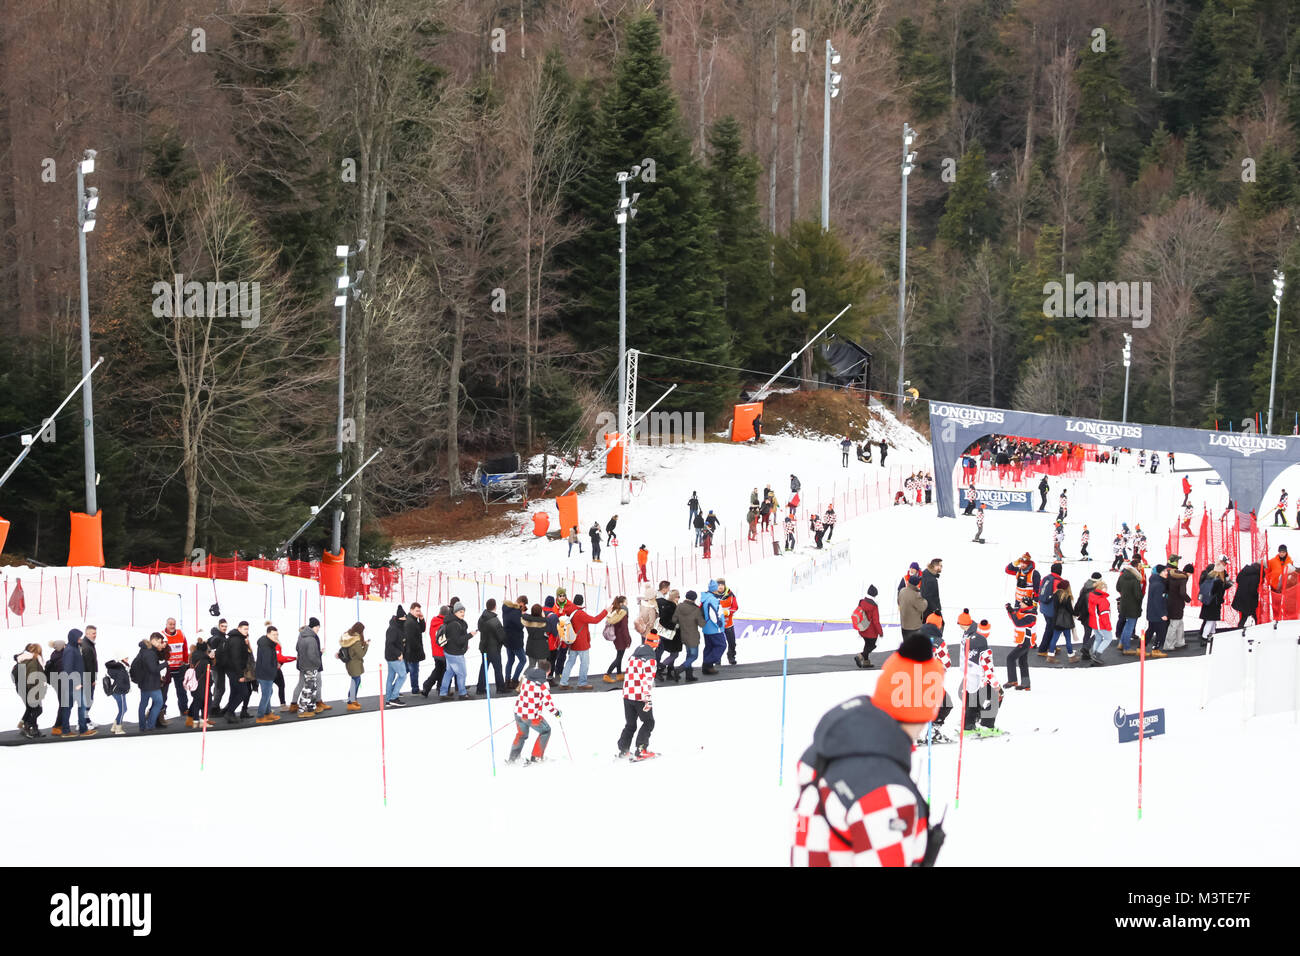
xmin=475 ymin=598 xmax=508 ymax=697
xmin=747 ymin=506 xmax=759 ymax=541
xmin=1166 ymin=561 xmax=1192 ymax=651
xmin=840 ymin=436 xmax=852 ymax=468
xmin=422 ymin=604 xmax=448 ymax=698
xmin=130 ymin=633 xmax=168 ymax=733
xmin=674 ymin=590 xmax=704 ymax=682
xmin=437 ymin=602 xmax=476 ymax=700
xmin=606 ymin=514 xmax=619 ymax=547
xmin=507 ymin=666 xmax=562 ymax=764
xmin=185 ymin=635 xmax=214 ymax=729
xmin=700 ymin=581 xmax=727 ymax=674
xmin=1198 ymin=559 xmax=1228 ymax=646
xmin=603 ymin=595 xmax=631 ymax=682
xmin=693 ymin=509 xmax=706 ymax=547
xmin=1145 ymin=565 xmax=1171 ymax=658
xmin=207 ymin=618 xmax=229 ymax=714
xmin=404 ymin=602 xmax=427 ymax=695
xmin=221 ymin=622 xmax=254 ymax=722
xmin=523 ymin=603 xmax=550 ymax=673
xmin=14 ymin=643 xmax=48 ymax=738
xmin=384 ymin=604 xmax=406 ymax=704
xmin=502 ymin=596 xmax=528 ymax=689
xmin=823 ymin=505 xmax=837 ymax=543
xmin=590 ymin=522 xmax=603 ymax=563
xmin=54 ymin=628 xmax=87 ymax=738
xmin=295 ymin=618 xmax=324 ymax=718
xmin=616 ymin=631 xmax=660 ymax=760
xmin=851 ymin=587 xmax=883 ymax=669
xmin=103 ymin=656 xmax=129 ymax=736
xmin=568 ymin=524 xmax=583 ymax=556
xmin=337 ymin=622 xmax=369 ymax=711
xmin=716 ymin=578 xmax=739 ymax=665
xmin=559 ymin=595 xmax=607 ymax=690
xmin=1087 ymin=580 xmax=1115 ymax=664
xmin=255 ymin=626 xmax=283 ymax=723
xmin=1044 ymin=580 xmax=1079 ymax=664
xmin=701 ymin=526 xmax=714 ymax=559
xmin=687 ymin=491 xmax=700 ymax=530
xmin=159 ymin=618 xmax=189 ymax=727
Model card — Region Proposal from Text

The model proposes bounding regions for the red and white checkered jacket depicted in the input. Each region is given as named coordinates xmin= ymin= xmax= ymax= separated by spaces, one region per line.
xmin=964 ymin=648 xmax=1000 ymax=693
xmin=514 ymin=677 xmax=559 ymax=723
xmin=791 ymin=766 xmax=928 ymax=867
xmin=933 ymin=641 xmax=951 ymax=669
xmin=622 ymin=652 xmax=655 ymax=702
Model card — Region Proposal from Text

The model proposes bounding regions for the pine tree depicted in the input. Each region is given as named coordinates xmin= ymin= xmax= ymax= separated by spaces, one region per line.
xmin=560 ymin=13 xmax=733 ymax=418
xmin=705 ymin=115 xmax=771 ymax=369
xmin=1075 ymin=29 xmax=1137 ymax=172
xmin=937 ymin=143 xmax=999 ymax=255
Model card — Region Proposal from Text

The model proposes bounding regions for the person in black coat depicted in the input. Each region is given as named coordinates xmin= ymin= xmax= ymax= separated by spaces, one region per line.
xmin=384 ymin=605 xmax=407 ymax=704
xmin=1038 ymin=475 xmax=1050 ymax=511
xmin=502 ymin=598 xmax=527 ymax=688
xmin=606 ymin=514 xmax=619 ymax=547
xmin=131 ymin=633 xmax=167 ymax=732
xmin=1232 ymin=562 xmax=1262 ymax=626
xmin=1198 ymin=561 xmax=1228 ymax=644
xmin=475 ymin=599 xmax=508 ymax=696
xmin=223 ymin=622 xmax=254 ymax=722
xmin=254 ymin=628 xmax=283 ymax=722
xmin=207 ymin=619 xmax=229 ymax=713
xmin=186 ymin=637 xmax=215 ymax=727
xmin=403 ymin=603 xmax=427 ymax=695
xmin=920 ymin=561 xmax=943 ymax=622
xmin=590 ymin=522 xmax=603 ymax=562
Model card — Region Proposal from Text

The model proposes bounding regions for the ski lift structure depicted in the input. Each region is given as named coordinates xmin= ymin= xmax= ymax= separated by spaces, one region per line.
xmin=473 ymin=452 xmax=527 ymax=508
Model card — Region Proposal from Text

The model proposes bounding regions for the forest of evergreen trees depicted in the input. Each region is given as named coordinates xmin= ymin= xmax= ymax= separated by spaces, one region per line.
xmin=2 ymin=0 xmax=1299 ymax=566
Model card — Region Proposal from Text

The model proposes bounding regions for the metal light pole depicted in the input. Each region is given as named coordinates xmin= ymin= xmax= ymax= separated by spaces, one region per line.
xmin=615 ymin=167 xmax=640 ymax=506
xmin=1267 ymin=270 xmax=1285 ymax=434
xmin=820 ymin=42 xmax=841 ymax=231
xmin=331 ymin=241 xmax=365 ymax=554
xmin=1122 ymin=333 xmax=1132 ymax=423
xmin=894 ymin=125 xmax=916 ymax=412
xmin=76 ymin=149 xmax=98 ymax=514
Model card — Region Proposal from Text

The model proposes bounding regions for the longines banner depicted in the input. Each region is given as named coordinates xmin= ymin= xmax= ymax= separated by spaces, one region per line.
xmin=959 ymin=487 xmax=1034 ymax=511
xmin=928 ymin=400 xmax=1300 ymax=519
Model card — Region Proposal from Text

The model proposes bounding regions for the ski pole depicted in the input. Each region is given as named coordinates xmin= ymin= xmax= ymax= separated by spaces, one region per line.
xmin=955 ymin=627 xmax=971 ymax=809
xmin=200 ymin=665 xmax=211 ymax=771
xmin=465 ymin=720 xmax=515 ymax=750
xmin=379 ymin=663 xmax=388 ymax=806
xmin=926 ymin=721 xmax=932 ymax=806
xmin=557 ymin=713 xmax=574 ymax=762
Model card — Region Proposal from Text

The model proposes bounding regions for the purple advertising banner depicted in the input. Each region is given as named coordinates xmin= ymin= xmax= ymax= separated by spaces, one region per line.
xmin=733 ymin=616 xmax=888 ymax=641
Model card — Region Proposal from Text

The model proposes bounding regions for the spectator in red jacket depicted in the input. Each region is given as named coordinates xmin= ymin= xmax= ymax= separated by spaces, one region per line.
xmin=852 ymin=586 xmax=883 ymax=668
xmin=1087 ymin=580 xmax=1114 ymax=663
xmin=558 ymin=595 xmax=608 ymax=690
xmin=160 ymin=618 xmax=189 ymax=725
xmin=421 ymin=604 xmax=448 ymax=697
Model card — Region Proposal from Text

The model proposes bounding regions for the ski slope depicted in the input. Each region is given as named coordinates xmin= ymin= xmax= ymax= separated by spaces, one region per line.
xmin=4 ymin=407 xmax=1300 ymax=866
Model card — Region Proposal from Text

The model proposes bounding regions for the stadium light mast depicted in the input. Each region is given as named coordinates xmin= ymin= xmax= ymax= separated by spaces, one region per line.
xmin=820 ymin=41 xmax=842 ymax=231
xmin=1267 ymin=270 xmax=1285 ymax=435
xmin=894 ymin=125 xmax=916 ymax=413
xmin=76 ymin=149 xmax=98 ymax=514
xmin=615 ymin=166 xmax=641 ymax=505
xmin=331 ymin=240 xmax=366 ymax=555
xmin=1121 ymin=333 xmax=1132 ymax=423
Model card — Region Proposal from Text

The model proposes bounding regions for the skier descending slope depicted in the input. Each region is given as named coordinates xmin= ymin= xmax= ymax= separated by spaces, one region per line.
xmin=507 ymin=667 xmax=562 ymax=765
xmin=791 ymin=635 xmax=946 ymax=867
xmin=617 ymin=630 xmax=659 ymax=760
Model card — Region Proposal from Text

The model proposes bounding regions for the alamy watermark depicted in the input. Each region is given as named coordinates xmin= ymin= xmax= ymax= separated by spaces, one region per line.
xmin=151 ymin=273 xmax=261 ymax=328
xmin=594 ymin=409 xmax=706 ymax=446
xmin=49 ymin=885 xmax=151 ymax=936
xmin=1043 ymin=274 xmax=1151 ymax=329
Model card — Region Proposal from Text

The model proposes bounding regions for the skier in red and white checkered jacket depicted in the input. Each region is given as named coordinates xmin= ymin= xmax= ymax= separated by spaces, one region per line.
xmin=617 ymin=631 xmax=659 ymax=760
xmin=508 ymin=666 xmax=561 ymax=764
xmin=962 ymin=623 xmax=1003 ymax=736
xmin=791 ymin=634 xmax=946 ymax=867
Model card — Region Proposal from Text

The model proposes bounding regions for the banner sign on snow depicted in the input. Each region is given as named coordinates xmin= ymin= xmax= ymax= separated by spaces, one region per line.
xmin=959 ymin=487 xmax=1034 ymax=511
xmin=1113 ymin=705 xmax=1166 ymax=743
xmin=733 ymin=617 xmax=857 ymax=641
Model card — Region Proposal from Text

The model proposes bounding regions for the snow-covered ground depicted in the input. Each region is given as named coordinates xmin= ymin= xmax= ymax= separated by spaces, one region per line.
xmin=4 ymin=406 xmax=1300 ymax=866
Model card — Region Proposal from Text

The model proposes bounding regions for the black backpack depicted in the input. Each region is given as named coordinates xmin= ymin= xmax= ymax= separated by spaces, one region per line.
xmin=1199 ymin=575 xmax=1215 ymax=604
xmin=337 ymin=644 xmax=351 ymax=664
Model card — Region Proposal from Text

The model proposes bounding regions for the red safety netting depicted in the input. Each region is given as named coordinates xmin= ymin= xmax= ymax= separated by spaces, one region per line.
xmin=120 ymin=557 xmax=400 ymax=601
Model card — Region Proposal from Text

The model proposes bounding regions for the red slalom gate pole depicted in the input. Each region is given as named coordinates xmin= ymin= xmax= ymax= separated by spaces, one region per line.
xmin=954 ymin=626 xmax=971 ymax=808
xmin=200 ymin=665 xmax=211 ymax=770
xmin=379 ymin=664 xmax=388 ymax=806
